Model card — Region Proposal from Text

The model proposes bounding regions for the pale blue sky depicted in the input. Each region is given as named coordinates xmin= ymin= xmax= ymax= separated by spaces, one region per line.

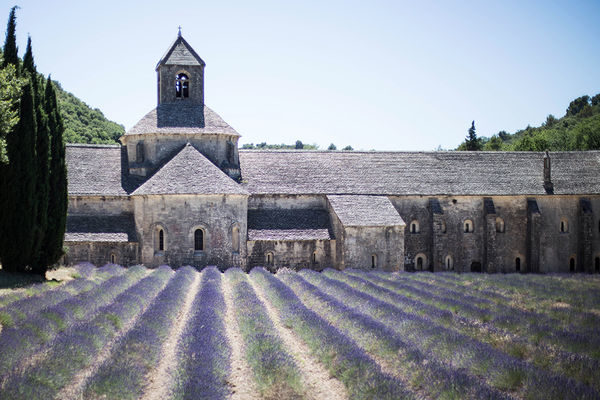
xmin=7 ymin=0 xmax=600 ymax=150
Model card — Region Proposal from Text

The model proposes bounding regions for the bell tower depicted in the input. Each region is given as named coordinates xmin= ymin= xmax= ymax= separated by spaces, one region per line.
xmin=156 ymin=30 xmax=205 ymax=107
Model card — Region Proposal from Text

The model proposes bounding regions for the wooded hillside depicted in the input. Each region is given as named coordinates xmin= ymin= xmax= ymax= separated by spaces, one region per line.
xmin=457 ymin=94 xmax=600 ymax=151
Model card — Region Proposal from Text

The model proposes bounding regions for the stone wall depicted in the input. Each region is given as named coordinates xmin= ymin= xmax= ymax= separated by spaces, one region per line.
xmin=340 ymin=226 xmax=404 ymax=271
xmin=134 ymin=193 xmax=247 ymax=268
xmin=68 ymin=196 xmax=133 ymax=215
xmin=124 ymin=136 xmax=240 ymax=179
xmin=246 ymin=239 xmax=335 ymax=271
xmin=63 ymin=242 xmax=138 ymax=266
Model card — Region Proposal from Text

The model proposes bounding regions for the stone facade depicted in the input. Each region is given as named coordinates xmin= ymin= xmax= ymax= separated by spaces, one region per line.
xmin=62 ymin=34 xmax=600 ymax=274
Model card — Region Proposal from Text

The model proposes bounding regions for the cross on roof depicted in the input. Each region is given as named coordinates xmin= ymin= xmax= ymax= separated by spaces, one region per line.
xmin=178 ymin=26 xmax=182 ymax=37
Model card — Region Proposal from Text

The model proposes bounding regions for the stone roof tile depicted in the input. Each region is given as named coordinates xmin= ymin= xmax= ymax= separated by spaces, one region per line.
xmin=132 ymin=143 xmax=248 ymax=196
xmin=66 ymin=144 xmax=129 ymax=196
xmin=247 ymin=209 xmax=333 ymax=241
xmin=328 ymin=195 xmax=405 ymax=227
xmin=65 ymin=214 xmax=136 ymax=242
xmin=239 ymin=151 xmax=600 ymax=196
xmin=126 ymin=104 xmax=239 ymax=136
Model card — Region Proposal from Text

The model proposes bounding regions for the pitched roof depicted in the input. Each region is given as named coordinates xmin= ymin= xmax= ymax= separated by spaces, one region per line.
xmin=247 ymin=209 xmax=333 ymax=240
xmin=125 ymin=104 xmax=239 ymax=136
xmin=328 ymin=195 xmax=405 ymax=227
xmin=132 ymin=143 xmax=248 ymax=196
xmin=65 ymin=214 xmax=137 ymax=242
xmin=66 ymin=144 xmax=129 ymax=196
xmin=239 ymin=151 xmax=600 ymax=196
xmin=156 ymin=35 xmax=205 ymax=69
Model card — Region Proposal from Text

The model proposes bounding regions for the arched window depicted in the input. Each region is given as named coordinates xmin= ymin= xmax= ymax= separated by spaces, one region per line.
xmin=569 ymin=257 xmax=575 ymax=272
xmin=410 ymin=220 xmax=420 ymax=234
xmin=265 ymin=252 xmax=274 ymax=266
xmin=464 ymin=219 xmax=474 ymax=233
xmin=515 ymin=257 xmax=521 ymax=272
xmin=231 ymin=225 xmax=240 ymax=253
xmin=445 ymin=255 xmax=453 ymax=270
xmin=414 ymin=253 xmax=427 ymax=271
xmin=110 ymin=253 xmax=116 ymax=264
xmin=560 ymin=218 xmax=569 ymax=233
xmin=136 ymin=141 xmax=144 ymax=163
xmin=371 ymin=254 xmax=378 ymax=269
xmin=158 ymin=229 xmax=165 ymax=251
xmin=175 ymin=73 xmax=189 ymax=98
xmin=194 ymin=229 xmax=204 ymax=251
xmin=312 ymin=251 xmax=317 ymax=264
xmin=495 ymin=217 xmax=505 ymax=233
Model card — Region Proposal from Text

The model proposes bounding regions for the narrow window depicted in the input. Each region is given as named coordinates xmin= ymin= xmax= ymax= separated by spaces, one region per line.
xmin=159 ymin=229 xmax=164 ymax=251
xmin=515 ymin=257 xmax=521 ymax=272
xmin=110 ymin=253 xmax=116 ymax=264
xmin=464 ymin=220 xmax=473 ymax=233
xmin=232 ymin=225 xmax=240 ymax=253
xmin=266 ymin=252 xmax=274 ymax=265
xmin=445 ymin=255 xmax=453 ymax=270
xmin=227 ymin=141 xmax=235 ymax=164
xmin=595 ymin=257 xmax=600 ymax=273
xmin=371 ymin=254 xmax=377 ymax=269
xmin=175 ymin=73 xmax=189 ymax=98
xmin=312 ymin=251 xmax=317 ymax=264
xmin=569 ymin=257 xmax=575 ymax=272
xmin=410 ymin=220 xmax=419 ymax=234
xmin=441 ymin=220 xmax=447 ymax=234
xmin=416 ymin=257 xmax=423 ymax=270
xmin=496 ymin=217 xmax=505 ymax=233
xmin=560 ymin=218 xmax=569 ymax=233
xmin=194 ymin=229 xmax=204 ymax=251
xmin=136 ymin=141 xmax=144 ymax=163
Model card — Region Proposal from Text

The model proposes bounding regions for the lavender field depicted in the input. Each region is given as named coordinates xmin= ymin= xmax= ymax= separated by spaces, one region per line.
xmin=0 ymin=265 xmax=599 ymax=399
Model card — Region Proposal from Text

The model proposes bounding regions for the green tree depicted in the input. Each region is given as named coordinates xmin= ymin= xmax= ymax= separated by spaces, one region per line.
xmin=295 ymin=140 xmax=303 ymax=149
xmin=38 ymin=76 xmax=67 ymax=269
xmin=327 ymin=143 xmax=337 ymax=150
xmin=1 ymin=6 xmax=18 ymax=69
xmin=0 ymin=59 xmax=22 ymax=163
xmin=566 ymin=95 xmax=590 ymax=116
xmin=23 ymin=37 xmax=51 ymax=273
xmin=0 ymin=81 xmax=38 ymax=272
xmin=483 ymin=135 xmax=503 ymax=151
xmin=592 ymin=93 xmax=600 ymax=107
xmin=464 ymin=121 xmax=482 ymax=151
xmin=342 ymin=145 xmax=353 ymax=151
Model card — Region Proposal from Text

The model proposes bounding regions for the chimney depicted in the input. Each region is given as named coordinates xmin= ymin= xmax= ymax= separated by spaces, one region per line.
xmin=543 ymin=150 xmax=554 ymax=194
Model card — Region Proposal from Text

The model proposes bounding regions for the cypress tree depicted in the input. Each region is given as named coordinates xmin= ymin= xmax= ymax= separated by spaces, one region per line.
xmin=1 ymin=6 xmax=18 ymax=69
xmin=24 ymin=37 xmax=50 ymax=274
xmin=39 ymin=76 xmax=67 ymax=268
xmin=1 ymin=80 xmax=37 ymax=272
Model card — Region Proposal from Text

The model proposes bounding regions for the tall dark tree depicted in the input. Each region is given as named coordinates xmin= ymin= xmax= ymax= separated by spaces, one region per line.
xmin=23 ymin=37 xmax=51 ymax=273
xmin=0 ymin=81 xmax=37 ymax=272
xmin=38 ymin=76 xmax=67 ymax=269
xmin=465 ymin=121 xmax=482 ymax=151
xmin=1 ymin=6 xmax=18 ymax=69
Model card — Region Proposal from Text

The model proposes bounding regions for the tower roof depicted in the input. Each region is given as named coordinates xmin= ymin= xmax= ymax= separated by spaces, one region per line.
xmin=156 ymin=34 xmax=205 ymax=70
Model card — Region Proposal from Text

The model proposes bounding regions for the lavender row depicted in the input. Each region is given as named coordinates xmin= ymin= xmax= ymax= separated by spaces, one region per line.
xmin=278 ymin=270 xmax=509 ymax=400
xmin=0 ymin=265 xmax=145 ymax=379
xmin=171 ymin=266 xmax=231 ymax=400
xmin=225 ymin=268 xmax=304 ymax=398
xmin=83 ymin=266 xmax=198 ymax=399
xmin=366 ymin=270 xmax=600 ymax=357
xmin=0 ymin=266 xmax=173 ymax=399
xmin=249 ymin=267 xmax=413 ymax=400
xmin=305 ymin=269 xmax=598 ymax=400
xmin=343 ymin=270 xmax=600 ymax=391
xmin=0 ymin=275 xmax=101 ymax=328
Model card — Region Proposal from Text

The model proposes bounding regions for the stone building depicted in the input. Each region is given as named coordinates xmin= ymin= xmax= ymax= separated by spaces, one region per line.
xmin=64 ymin=34 xmax=600 ymax=273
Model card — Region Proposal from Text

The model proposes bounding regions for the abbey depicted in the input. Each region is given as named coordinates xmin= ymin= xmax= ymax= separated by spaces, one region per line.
xmin=64 ymin=34 xmax=600 ymax=273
